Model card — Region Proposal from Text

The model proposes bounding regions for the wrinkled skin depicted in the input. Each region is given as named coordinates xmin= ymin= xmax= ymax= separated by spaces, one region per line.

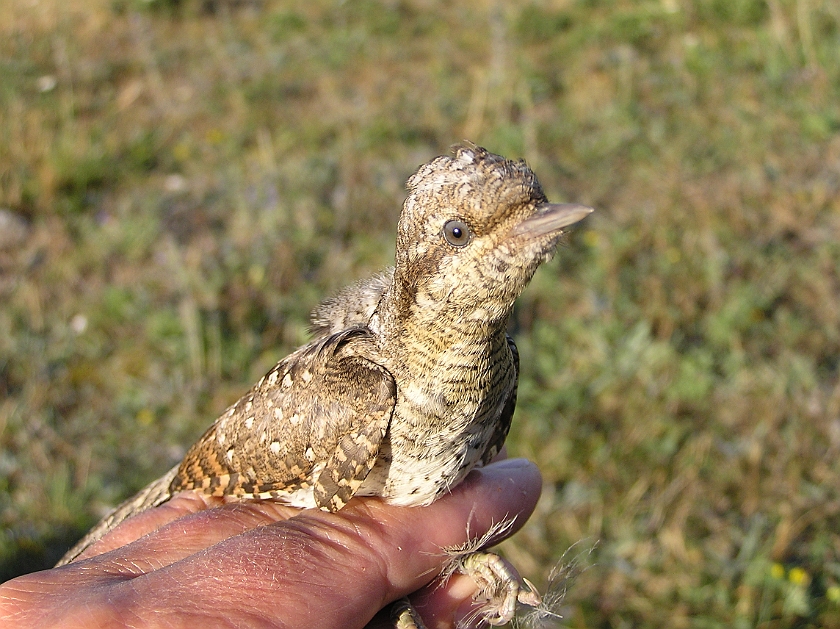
xmin=0 ymin=458 xmax=540 ymax=629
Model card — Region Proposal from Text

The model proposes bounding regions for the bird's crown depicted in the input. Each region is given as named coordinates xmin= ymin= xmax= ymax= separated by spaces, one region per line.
xmin=402 ymin=143 xmax=548 ymax=235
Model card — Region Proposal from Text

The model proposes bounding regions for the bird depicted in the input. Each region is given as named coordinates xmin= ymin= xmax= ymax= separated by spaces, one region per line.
xmin=57 ymin=144 xmax=592 ymax=627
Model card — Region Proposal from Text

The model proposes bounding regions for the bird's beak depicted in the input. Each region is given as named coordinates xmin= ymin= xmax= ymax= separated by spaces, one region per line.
xmin=513 ymin=203 xmax=593 ymax=238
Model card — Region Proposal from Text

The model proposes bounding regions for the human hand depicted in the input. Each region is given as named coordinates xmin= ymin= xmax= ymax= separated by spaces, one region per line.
xmin=0 ymin=458 xmax=541 ymax=629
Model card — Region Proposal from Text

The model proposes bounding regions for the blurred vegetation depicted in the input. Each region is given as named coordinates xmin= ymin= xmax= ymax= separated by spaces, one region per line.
xmin=2 ymin=0 xmax=840 ymax=625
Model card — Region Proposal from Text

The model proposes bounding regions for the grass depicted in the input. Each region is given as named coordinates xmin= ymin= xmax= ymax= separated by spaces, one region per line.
xmin=2 ymin=0 xmax=840 ymax=626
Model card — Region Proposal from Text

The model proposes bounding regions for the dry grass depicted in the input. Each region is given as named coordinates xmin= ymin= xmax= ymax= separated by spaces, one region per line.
xmin=2 ymin=0 xmax=840 ymax=626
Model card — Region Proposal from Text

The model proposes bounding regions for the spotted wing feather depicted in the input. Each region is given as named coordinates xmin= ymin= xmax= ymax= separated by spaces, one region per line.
xmin=171 ymin=326 xmax=396 ymax=512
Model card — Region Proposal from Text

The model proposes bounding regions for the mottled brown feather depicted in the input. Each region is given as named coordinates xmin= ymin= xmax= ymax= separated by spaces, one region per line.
xmin=57 ymin=144 xmax=591 ymax=571
xmin=171 ymin=327 xmax=395 ymax=508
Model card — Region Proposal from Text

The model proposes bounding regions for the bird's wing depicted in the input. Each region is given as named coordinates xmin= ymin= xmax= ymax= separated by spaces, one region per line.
xmin=172 ymin=326 xmax=396 ymax=512
xmin=480 ymin=334 xmax=519 ymax=466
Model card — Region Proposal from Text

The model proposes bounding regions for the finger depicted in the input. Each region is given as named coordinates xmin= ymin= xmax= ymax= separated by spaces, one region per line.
xmin=372 ymin=457 xmax=542 ymax=592
xmin=73 ymin=495 xmax=305 ymax=576
xmin=366 ymin=572 xmax=488 ymax=629
xmin=115 ymin=458 xmax=541 ymax=629
xmin=418 ymin=573 xmax=489 ymax=629
xmin=8 ymin=459 xmax=541 ymax=629
xmin=77 ymin=457 xmax=539 ymax=580
xmin=70 ymin=492 xmax=225 ymax=563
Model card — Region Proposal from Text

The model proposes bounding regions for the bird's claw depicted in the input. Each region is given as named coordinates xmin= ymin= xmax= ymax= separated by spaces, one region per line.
xmin=518 ymin=577 xmax=543 ymax=608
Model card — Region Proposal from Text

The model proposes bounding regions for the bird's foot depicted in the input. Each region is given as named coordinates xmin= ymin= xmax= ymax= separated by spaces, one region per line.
xmin=388 ymin=550 xmax=541 ymax=629
xmin=388 ymin=555 xmax=540 ymax=629
xmin=390 ymin=519 xmax=551 ymax=629
xmin=435 ymin=518 xmax=541 ymax=626
xmin=456 ymin=550 xmax=542 ymax=626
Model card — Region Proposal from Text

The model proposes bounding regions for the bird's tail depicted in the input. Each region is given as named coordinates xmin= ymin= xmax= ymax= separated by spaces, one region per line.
xmin=55 ymin=464 xmax=180 ymax=567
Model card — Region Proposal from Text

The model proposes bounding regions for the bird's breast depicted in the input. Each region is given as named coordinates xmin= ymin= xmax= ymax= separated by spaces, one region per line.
xmin=358 ymin=338 xmax=516 ymax=505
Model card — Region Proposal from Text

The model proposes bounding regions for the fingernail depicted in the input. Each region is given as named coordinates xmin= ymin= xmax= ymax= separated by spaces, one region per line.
xmin=484 ymin=457 xmax=533 ymax=471
xmin=479 ymin=458 xmax=542 ymax=492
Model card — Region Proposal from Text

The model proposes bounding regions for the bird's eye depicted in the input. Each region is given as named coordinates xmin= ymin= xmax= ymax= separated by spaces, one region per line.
xmin=443 ymin=220 xmax=472 ymax=247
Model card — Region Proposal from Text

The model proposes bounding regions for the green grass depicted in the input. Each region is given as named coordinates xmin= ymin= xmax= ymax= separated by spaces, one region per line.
xmin=2 ymin=0 xmax=840 ymax=625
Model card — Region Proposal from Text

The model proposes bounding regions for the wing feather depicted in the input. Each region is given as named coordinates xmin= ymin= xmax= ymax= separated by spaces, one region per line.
xmin=171 ymin=327 xmax=396 ymax=512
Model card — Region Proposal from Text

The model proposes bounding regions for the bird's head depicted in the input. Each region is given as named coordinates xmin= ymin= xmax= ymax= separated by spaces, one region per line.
xmin=390 ymin=144 xmax=592 ymax=327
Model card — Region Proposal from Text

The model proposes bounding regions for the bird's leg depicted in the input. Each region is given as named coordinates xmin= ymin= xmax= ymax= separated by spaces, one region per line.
xmin=454 ymin=551 xmax=542 ymax=626
xmin=428 ymin=518 xmax=542 ymax=627
xmin=388 ymin=536 xmax=542 ymax=629
xmin=388 ymin=555 xmax=541 ymax=629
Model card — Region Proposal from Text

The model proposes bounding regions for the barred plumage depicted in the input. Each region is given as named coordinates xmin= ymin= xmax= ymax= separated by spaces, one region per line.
xmin=57 ymin=144 xmax=592 ymax=627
